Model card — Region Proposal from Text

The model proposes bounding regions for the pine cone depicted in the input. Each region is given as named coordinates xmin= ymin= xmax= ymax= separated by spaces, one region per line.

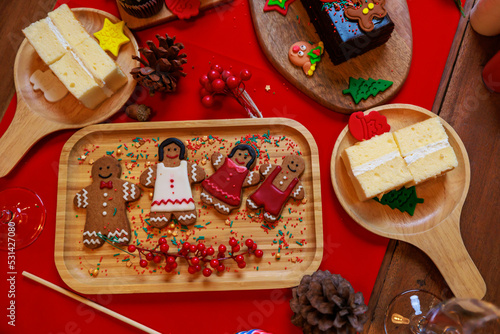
xmin=290 ymin=271 xmax=369 ymax=334
xmin=131 ymin=34 xmax=187 ymax=95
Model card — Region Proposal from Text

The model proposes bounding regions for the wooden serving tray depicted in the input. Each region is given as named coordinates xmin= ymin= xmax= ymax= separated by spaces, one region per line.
xmin=55 ymin=118 xmax=323 ymax=294
xmin=330 ymin=104 xmax=486 ymax=298
xmin=116 ymin=0 xmax=233 ymax=30
xmin=248 ymin=0 xmax=412 ymax=114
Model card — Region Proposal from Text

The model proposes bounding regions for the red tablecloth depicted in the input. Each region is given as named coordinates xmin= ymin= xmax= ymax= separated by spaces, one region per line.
xmin=0 ymin=0 xmax=461 ymax=332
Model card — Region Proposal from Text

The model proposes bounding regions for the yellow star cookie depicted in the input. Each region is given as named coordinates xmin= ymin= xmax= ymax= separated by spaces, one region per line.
xmin=93 ymin=18 xmax=130 ymax=57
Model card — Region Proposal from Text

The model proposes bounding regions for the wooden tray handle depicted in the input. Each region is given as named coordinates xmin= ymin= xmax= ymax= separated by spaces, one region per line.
xmin=0 ymin=98 xmax=60 ymax=177
xmin=410 ymin=211 xmax=486 ymax=299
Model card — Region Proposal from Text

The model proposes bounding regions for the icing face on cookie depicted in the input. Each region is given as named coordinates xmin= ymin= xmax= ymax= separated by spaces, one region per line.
xmin=158 ymin=138 xmax=186 ymax=167
xmin=288 ymin=42 xmax=312 ymax=67
xmin=228 ymin=144 xmax=257 ymax=169
xmin=283 ymin=155 xmax=305 ymax=176
xmin=92 ymin=156 xmax=122 ymax=180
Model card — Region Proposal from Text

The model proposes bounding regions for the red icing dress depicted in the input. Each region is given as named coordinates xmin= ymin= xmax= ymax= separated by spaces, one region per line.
xmin=202 ymin=158 xmax=249 ymax=206
xmin=249 ymin=166 xmax=299 ymax=216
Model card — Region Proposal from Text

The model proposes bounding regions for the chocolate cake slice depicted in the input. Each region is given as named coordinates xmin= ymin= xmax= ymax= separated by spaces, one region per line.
xmin=301 ymin=0 xmax=394 ymax=64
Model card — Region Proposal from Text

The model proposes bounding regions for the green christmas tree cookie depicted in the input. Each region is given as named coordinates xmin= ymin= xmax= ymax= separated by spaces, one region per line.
xmin=343 ymin=77 xmax=393 ymax=104
xmin=374 ymin=186 xmax=424 ymax=216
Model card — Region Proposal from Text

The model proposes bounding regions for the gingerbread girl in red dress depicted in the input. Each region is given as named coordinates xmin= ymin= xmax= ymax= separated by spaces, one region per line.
xmin=246 ymin=155 xmax=305 ymax=223
xmin=201 ymin=144 xmax=260 ymax=214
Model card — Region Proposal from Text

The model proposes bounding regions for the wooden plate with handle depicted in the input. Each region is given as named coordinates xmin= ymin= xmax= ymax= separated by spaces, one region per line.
xmin=330 ymin=103 xmax=486 ymax=299
xmin=0 ymin=8 xmax=139 ymax=178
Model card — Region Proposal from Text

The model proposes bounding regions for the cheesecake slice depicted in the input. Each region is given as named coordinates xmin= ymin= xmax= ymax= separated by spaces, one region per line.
xmin=342 ymin=132 xmax=413 ymax=201
xmin=394 ymin=117 xmax=458 ymax=185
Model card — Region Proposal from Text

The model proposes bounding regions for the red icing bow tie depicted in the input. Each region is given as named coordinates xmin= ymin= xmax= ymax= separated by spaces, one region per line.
xmin=100 ymin=181 xmax=113 ymax=189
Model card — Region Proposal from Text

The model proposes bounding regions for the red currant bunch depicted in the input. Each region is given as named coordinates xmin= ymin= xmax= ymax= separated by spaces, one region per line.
xmin=199 ymin=64 xmax=252 ymax=108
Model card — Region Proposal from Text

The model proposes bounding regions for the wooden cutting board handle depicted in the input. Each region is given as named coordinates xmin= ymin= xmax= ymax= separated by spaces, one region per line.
xmin=408 ymin=208 xmax=486 ymax=299
xmin=0 ymin=98 xmax=61 ymax=177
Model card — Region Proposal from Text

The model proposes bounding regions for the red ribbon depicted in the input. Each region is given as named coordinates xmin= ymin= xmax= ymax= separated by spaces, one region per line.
xmin=100 ymin=181 xmax=113 ymax=189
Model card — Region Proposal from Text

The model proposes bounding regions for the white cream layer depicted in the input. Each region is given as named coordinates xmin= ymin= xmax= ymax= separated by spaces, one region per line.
xmin=352 ymin=150 xmax=400 ymax=177
xmin=404 ymin=139 xmax=450 ymax=165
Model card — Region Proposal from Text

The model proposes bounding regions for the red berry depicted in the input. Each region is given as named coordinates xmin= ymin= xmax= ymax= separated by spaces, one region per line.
xmin=203 ymin=268 xmax=212 ymax=277
xmin=160 ymin=243 xmax=170 ymax=253
xmin=229 ymin=238 xmax=238 ymax=247
xmin=201 ymin=249 xmax=208 ymax=257
xmin=189 ymin=244 xmax=198 ymax=253
xmin=206 ymin=247 xmax=215 ymax=255
xmin=182 ymin=242 xmax=191 ymax=250
xmin=153 ymin=255 xmax=162 ymax=263
xmin=188 ymin=266 xmax=197 ymax=274
xmin=139 ymin=259 xmax=148 ymax=268
xmin=195 ymin=264 xmax=202 ymax=272
xmin=158 ymin=237 xmax=167 ymax=245
xmin=165 ymin=265 xmax=173 ymax=272
xmin=200 ymin=88 xmax=211 ymax=97
xmin=128 ymin=245 xmax=136 ymax=253
xmin=245 ymin=239 xmax=254 ymax=248
xmin=232 ymin=245 xmax=240 ymax=253
xmin=210 ymin=259 xmax=219 ymax=268
xmin=199 ymin=74 xmax=209 ymax=86
xmin=222 ymin=70 xmax=233 ymax=81
xmin=217 ymin=264 xmax=225 ymax=272
xmin=251 ymin=243 xmax=258 ymax=251
xmin=167 ymin=256 xmax=176 ymax=264
xmin=201 ymin=95 xmax=214 ymax=108
xmin=240 ymin=69 xmax=252 ymax=81
xmin=226 ymin=76 xmax=240 ymax=89
xmin=197 ymin=243 xmax=206 ymax=252
xmin=207 ymin=70 xmax=220 ymax=81
xmin=204 ymin=82 xmax=213 ymax=93
xmin=211 ymin=64 xmax=223 ymax=73
xmin=238 ymin=261 xmax=246 ymax=269
xmin=235 ymin=255 xmax=244 ymax=262
xmin=212 ymin=78 xmax=226 ymax=93
xmin=171 ymin=261 xmax=178 ymax=269
xmin=218 ymin=244 xmax=227 ymax=253
xmin=146 ymin=252 xmax=154 ymax=261
xmin=254 ymin=249 xmax=263 ymax=258
xmin=191 ymin=257 xmax=200 ymax=265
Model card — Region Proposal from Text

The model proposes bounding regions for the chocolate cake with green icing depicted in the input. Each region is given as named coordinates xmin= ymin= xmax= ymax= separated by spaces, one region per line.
xmin=301 ymin=0 xmax=394 ymax=64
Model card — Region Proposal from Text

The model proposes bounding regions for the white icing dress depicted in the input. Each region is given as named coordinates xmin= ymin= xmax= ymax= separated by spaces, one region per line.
xmin=150 ymin=161 xmax=195 ymax=212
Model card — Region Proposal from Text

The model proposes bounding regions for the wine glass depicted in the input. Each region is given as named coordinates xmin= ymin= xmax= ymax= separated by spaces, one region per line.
xmin=0 ymin=187 xmax=46 ymax=250
xmin=385 ymin=290 xmax=500 ymax=333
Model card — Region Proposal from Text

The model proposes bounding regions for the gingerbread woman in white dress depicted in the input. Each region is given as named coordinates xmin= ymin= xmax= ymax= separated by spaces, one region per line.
xmin=140 ymin=138 xmax=206 ymax=228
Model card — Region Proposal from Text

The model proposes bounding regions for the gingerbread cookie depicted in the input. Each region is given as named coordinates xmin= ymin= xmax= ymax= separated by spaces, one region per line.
xmin=140 ymin=138 xmax=206 ymax=228
xmin=288 ymin=41 xmax=324 ymax=76
xmin=30 ymin=69 xmax=68 ymax=102
xmin=344 ymin=0 xmax=388 ymax=32
xmin=74 ymin=156 xmax=141 ymax=249
xmin=246 ymin=155 xmax=305 ymax=223
xmin=201 ymin=144 xmax=260 ymax=215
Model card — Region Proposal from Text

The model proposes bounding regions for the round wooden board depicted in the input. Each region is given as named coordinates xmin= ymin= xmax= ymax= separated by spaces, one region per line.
xmin=0 ymin=8 xmax=139 ymax=177
xmin=330 ymin=103 xmax=486 ymax=299
xmin=248 ymin=0 xmax=412 ymax=114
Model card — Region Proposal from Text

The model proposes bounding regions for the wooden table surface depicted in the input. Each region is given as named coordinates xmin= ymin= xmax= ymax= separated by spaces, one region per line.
xmin=0 ymin=0 xmax=499 ymax=332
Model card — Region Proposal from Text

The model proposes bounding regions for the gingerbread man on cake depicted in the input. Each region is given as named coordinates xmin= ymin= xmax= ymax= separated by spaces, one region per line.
xmin=201 ymin=144 xmax=260 ymax=215
xmin=288 ymin=41 xmax=324 ymax=76
xmin=140 ymin=138 xmax=206 ymax=228
xmin=246 ymin=155 xmax=306 ymax=223
xmin=74 ymin=156 xmax=141 ymax=249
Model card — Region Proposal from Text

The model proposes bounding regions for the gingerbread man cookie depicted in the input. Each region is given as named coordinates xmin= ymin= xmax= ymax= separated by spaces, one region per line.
xmin=288 ymin=41 xmax=324 ymax=76
xmin=201 ymin=144 xmax=260 ymax=215
xmin=246 ymin=155 xmax=305 ymax=223
xmin=140 ymin=138 xmax=206 ymax=228
xmin=74 ymin=156 xmax=141 ymax=249
xmin=344 ymin=0 xmax=388 ymax=32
